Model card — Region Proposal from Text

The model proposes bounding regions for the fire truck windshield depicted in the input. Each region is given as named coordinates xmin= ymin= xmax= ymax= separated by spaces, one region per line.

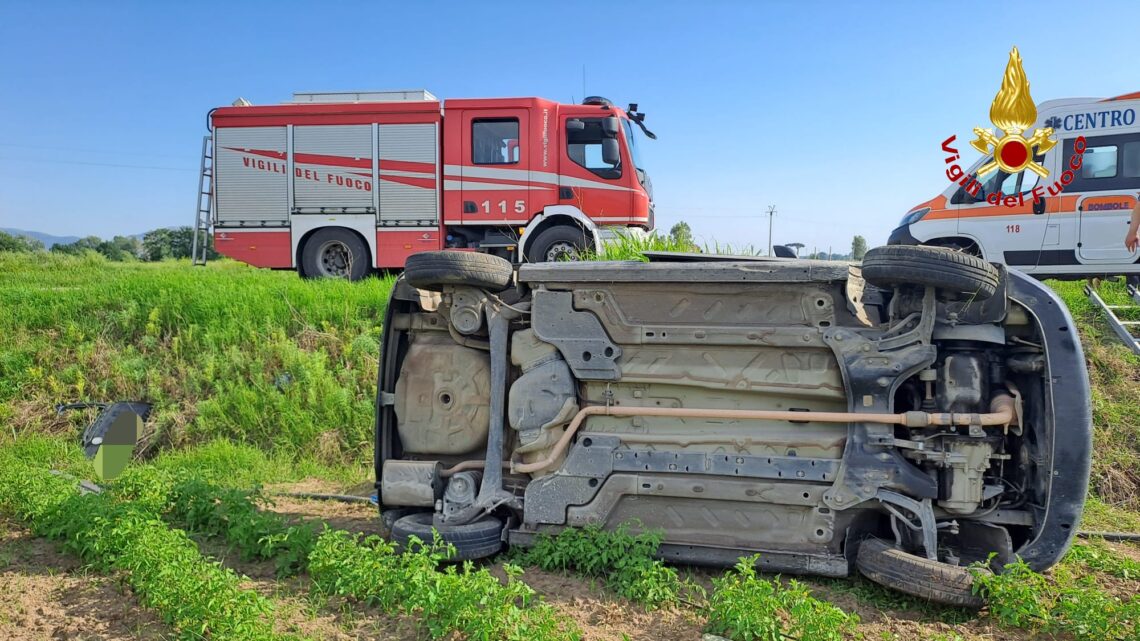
xmin=623 ymin=118 xmax=644 ymax=171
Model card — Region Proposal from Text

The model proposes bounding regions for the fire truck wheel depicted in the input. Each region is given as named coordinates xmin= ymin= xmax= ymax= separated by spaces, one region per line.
xmin=861 ymin=245 xmax=999 ymax=299
xmin=403 ymin=251 xmax=514 ymax=292
xmin=300 ymin=229 xmax=370 ymax=281
xmin=526 ymin=225 xmax=591 ymax=263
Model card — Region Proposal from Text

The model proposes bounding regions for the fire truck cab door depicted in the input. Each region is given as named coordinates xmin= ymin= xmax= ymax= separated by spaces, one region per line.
xmin=461 ymin=109 xmax=531 ymax=225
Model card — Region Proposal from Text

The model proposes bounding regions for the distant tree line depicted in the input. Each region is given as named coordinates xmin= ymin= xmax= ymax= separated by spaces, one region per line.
xmin=0 ymin=227 xmax=217 ymax=261
xmin=0 ymin=232 xmax=44 ymax=253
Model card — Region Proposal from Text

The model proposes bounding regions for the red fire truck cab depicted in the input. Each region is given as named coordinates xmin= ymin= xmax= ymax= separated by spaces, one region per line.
xmin=205 ymin=90 xmax=655 ymax=279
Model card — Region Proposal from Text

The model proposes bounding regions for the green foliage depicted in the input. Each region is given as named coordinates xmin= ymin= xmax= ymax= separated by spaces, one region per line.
xmin=0 ymin=457 xmax=298 ymax=641
xmin=588 ymin=230 xmax=694 ymax=261
xmin=0 ymin=253 xmax=392 ymax=460
xmin=51 ymin=234 xmax=142 ymax=261
xmin=141 ymin=226 xmax=218 ymax=262
xmin=514 ymin=522 xmax=687 ymax=608
xmin=705 ymin=556 xmax=858 ymax=641
xmin=668 ymin=221 xmax=694 ymax=249
xmin=1066 ymin=541 xmax=1140 ymax=580
xmin=0 ymin=230 xmax=44 ymax=253
xmin=309 ymin=530 xmax=581 ymax=641
xmin=851 ymin=235 xmax=868 ymax=260
xmin=1049 ymin=278 xmax=1140 ymax=509
xmin=171 ymin=476 xmax=318 ymax=575
xmin=107 ymin=465 xmax=318 ymax=576
xmin=972 ymin=556 xmax=1140 ymax=640
xmin=588 ymin=231 xmax=774 ymax=262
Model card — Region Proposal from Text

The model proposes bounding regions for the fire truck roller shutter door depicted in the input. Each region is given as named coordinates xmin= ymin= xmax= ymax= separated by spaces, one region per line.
xmin=292 ymin=125 xmax=374 ymax=212
xmin=378 ymin=123 xmax=440 ymax=226
xmin=214 ymin=126 xmax=289 ymax=225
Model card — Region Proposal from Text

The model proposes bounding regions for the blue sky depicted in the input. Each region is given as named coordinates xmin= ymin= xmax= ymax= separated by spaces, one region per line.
xmin=1 ymin=0 xmax=1137 ymax=253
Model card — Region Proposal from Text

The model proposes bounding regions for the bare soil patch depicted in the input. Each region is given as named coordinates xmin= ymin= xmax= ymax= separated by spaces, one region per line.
xmin=0 ymin=519 xmax=173 ymax=641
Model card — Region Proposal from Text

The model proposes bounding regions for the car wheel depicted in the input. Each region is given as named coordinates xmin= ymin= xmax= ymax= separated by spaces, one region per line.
xmin=526 ymin=225 xmax=591 ymax=262
xmin=300 ymin=228 xmax=370 ymax=281
xmin=856 ymin=537 xmax=987 ymax=608
xmin=861 ymin=245 xmax=1000 ymax=299
xmin=390 ymin=512 xmax=504 ymax=561
xmin=403 ymin=251 xmax=514 ymax=292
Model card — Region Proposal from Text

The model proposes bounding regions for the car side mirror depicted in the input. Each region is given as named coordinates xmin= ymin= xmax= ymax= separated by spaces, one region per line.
xmin=602 ymin=138 xmax=621 ymax=166
xmin=1033 ymin=197 xmax=1046 ymax=215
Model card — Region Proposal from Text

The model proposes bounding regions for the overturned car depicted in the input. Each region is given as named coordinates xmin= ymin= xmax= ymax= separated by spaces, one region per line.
xmin=374 ymin=246 xmax=1091 ymax=605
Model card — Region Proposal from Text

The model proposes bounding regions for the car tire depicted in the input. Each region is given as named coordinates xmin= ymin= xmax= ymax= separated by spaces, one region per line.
xmin=300 ymin=228 xmax=371 ymax=281
xmin=403 ymin=251 xmax=514 ymax=292
xmin=861 ymin=245 xmax=1000 ymax=299
xmin=856 ymin=537 xmax=987 ymax=608
xmin=390 ymin=512 xmax=504 ymax=561
xmin=526 ymin=225 xmax=591 ymax=262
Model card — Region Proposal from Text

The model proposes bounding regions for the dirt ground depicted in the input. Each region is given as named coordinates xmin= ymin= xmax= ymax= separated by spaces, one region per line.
xmin=2 ymin=480 xmax=1136 ymax=641
xmin=0 ymin=519 xmax=173 ymax=641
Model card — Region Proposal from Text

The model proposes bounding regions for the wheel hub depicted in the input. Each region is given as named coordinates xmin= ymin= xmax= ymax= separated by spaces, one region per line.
xmin=545 ymin=241 xmax=579 ymax=262
xmin=318 ymin=241 xmax=351 ymax=277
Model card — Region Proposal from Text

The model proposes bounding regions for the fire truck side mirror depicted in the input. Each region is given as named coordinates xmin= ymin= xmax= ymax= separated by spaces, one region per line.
xmin=566 ymin=119 xmax=585 ymax=131
xmin=602 ymin=138 xmax=621 ymax=166
xmin=602 ymin=116 xmax=620 ymax=138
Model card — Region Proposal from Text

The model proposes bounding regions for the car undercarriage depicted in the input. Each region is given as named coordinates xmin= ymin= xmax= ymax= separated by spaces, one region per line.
xmin=374 ymin=247 xmax=1092 ymax=605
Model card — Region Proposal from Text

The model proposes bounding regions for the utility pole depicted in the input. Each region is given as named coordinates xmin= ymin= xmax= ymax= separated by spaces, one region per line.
xmin=766 ymin=205 xmax=776 ymax=256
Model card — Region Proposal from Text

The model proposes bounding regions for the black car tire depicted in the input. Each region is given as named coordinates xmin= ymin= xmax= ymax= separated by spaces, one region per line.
xmin=856 ymin=537 xmax=987 ymax=608
xmin=861 ymin=245 xmax=999 ymax=299
xmin=403 ymin=251 xmax=514 ymax=292
xmin=300 ymin=228 xmax=371 ymax=281
xmin=390 ymin=512 xmax=504 ymax=561
xmin=526 ymin=225 xmax=591 ymax=262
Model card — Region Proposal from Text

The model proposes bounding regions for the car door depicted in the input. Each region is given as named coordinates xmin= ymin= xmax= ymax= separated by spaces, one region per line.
xmin=1074 ymin=133 xmax=1140 ymax=263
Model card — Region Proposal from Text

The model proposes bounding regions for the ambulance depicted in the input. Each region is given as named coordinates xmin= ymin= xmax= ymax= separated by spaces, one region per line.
xmin=889 ymin=92 xmax=1140 ymax=278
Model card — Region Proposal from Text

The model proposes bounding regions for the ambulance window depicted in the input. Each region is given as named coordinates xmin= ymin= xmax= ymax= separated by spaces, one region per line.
xmin=1065 ymin=134 xmax=1140 ymax=191
xmin=1082 ymin=146 xmax=1118 ymax=179
xmin=1019 ymin=169 xmax=1040 ymax=194
xmin=998 ymin=171 xmax=1020 ymax=196
xmin=472 ymin=119 xmax=520 ymax=165
xmin=1123 ymin=142 xmax=1140 ymax=178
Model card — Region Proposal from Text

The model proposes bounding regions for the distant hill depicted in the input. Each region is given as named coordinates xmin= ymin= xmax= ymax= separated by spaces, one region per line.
xmin=0 ymin=228 xmax=158 ymax=249
xmin=1 ymin=228 xmax=81 ymax=249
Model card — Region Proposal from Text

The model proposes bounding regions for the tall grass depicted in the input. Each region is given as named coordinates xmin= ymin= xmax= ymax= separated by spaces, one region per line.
xmin=1049 ymin=278 xmax=1140 ymax=514
xmin=0 ymin=253 xmax=393 ymax=461
xmin=590 ymin=231 xmax=769 ymax=262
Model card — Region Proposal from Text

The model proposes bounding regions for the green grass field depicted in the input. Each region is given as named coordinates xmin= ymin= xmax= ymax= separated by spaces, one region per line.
xmin=1 ymin=249 xmax=1138 ymax=640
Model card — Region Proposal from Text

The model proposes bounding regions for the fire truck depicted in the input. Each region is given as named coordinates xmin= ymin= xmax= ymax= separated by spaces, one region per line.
xmin=191 ymin=90 xmax=656 ymax=279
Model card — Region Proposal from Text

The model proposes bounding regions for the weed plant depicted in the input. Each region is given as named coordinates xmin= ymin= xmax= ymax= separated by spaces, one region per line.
xmin=513 ymin=522 xmax=689 ymax=609
xmin=0 ymin=454 xmax=298 ymax=641
xmin=110 ymin=467 xmax=318 ymax=576
xmin=705 ymin=556 xmax=858 ymax=641
xmin=309 ymin=530 xmax=582 ymax=641
xmin=972 ymin=556 xmax=1140 ymax=640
